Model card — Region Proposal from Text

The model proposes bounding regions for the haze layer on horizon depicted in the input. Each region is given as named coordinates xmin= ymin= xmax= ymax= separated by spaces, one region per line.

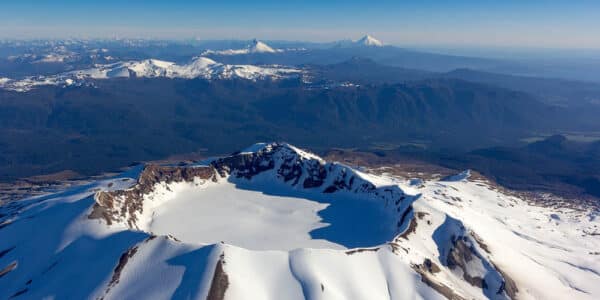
xmin=1 ymin=0 xmax=599 ymax=50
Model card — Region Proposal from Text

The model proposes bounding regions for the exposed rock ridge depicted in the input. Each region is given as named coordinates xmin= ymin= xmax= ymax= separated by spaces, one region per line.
xmin=89 ymin=164 xmax=217 ymax=228
xmin=207 ymin=253 xmax=229 ymax=300
xmin=212 ymin=142 xmax=411 ymax=221
xmin=394 ymin=209 xmax=519 ymax=299
xmin=434 ymin=216 xmax=516 ymax=299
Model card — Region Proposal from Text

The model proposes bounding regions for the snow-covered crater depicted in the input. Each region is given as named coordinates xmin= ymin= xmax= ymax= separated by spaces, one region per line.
xmin=92 ymin=143 xmax=410 ymax=250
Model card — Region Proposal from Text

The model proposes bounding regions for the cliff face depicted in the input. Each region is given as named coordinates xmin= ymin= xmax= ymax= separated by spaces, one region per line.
xmin=90 ymin=164 xmax=218 ymax=228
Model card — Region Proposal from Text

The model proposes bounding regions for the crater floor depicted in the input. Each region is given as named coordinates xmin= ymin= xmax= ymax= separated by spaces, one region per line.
xmin=144 ymin=180 xmax=337 ymax=250
xmin=140 ymin=178 xmax=398 ymax=250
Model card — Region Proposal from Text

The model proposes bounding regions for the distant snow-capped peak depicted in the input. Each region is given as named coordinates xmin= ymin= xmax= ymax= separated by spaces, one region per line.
xmin=248 ymin=39 xmax=278 ymax=53
xmin=355 ymin=35 xmax=384 ymax=47
xmin=333 ymin=35 xmax=385 ymax=48
xmin=202 ymin=39 xmax=283 ymax=56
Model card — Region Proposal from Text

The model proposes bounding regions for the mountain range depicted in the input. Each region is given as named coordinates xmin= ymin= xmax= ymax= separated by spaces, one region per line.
xmin=2 ymin=37 xmax=600 ymax=191
xmin=1 ymin=36 xmax=600 ymax=300
xmin=0 ymin=56 xmax=302 ymax=92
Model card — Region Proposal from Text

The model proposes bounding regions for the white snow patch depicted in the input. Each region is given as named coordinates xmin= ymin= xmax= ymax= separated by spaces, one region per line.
xmin=140 ymin=180 xmax=341 ymax=250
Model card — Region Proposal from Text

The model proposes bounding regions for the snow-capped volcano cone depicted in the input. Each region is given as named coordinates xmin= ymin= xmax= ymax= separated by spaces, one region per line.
xmin=355 ymin=35 xmax=384 ymax=47
xmin=248 ymin=39 xmax=277 ymax=53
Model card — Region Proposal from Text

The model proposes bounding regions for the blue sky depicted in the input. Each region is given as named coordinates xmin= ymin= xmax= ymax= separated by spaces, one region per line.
xmin=1 ymin=0 xmax=599 ymax=49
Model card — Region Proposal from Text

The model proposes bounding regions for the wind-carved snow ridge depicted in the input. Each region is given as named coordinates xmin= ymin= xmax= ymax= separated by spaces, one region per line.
xmin=0 ymin=57 xmax=303 ymax=92
xmin=1 ymin=142 xmax=599 ymax=299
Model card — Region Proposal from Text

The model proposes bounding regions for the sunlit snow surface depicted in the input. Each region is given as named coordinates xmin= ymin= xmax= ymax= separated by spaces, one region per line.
xmin=137 ymin=172 xmax=398 ymax=250
xmin=1 ymin=149 xmax=599 ymax=299
xmin=412 ymin=179 xmax=600 ymax=299
xmin=142 ymin=180 xmax=339 ymax=250
xmin=0 ymin=57 xmax=303 ymax=92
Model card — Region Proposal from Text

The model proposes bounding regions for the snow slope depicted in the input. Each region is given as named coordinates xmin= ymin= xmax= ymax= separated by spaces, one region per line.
xmin=1 ymin=143 xmax=598 ymax=299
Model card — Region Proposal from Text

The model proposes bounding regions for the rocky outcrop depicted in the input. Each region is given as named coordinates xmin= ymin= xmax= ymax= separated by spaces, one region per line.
xmin=444 ymin=235 xmax=520 ymax=299
xmin=492 ymin=263 xmax=519 ymax=299
xmin=212 ymin=143 xmax=378 ymax=195
xmin=211 ymin=143 xmax=327 ymax=188
xmin=413 ymin=260 xmax=466 ymax=300
xmin=433 ymin=216 xmax=516 ymax=299
xmin=207 ymin=253 xmax=229 ymax=300
xmin=211 ymin=151 xmax=275 ymax=180
xmin=89 ymin=164 xmax=217 ymax=228
xmin=104 ymin=245 xmax=140 ymax=296
xmin=447 ymin=237 xmax=488 ymax=289
xmin=215 ymin=143 xmax=410 ymax=211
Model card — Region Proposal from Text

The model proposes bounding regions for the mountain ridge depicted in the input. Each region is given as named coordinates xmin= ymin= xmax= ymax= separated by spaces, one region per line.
xmin=0 ymin=56 xmax=303 ymax=91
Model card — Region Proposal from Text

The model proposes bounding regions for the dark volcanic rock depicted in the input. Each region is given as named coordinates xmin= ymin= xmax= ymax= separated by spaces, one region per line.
xmin=211 ymin=152 xmax=275 ymax=179
xmin=207 ymin=253 xmax=229 ymax=300
xmin=89 ymin=164 xmax=217 ymax=228
xmin=211 ymin=143 xmax=328 ymax=188
xmin=447 ymin=237 xmax=487 ymax=289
